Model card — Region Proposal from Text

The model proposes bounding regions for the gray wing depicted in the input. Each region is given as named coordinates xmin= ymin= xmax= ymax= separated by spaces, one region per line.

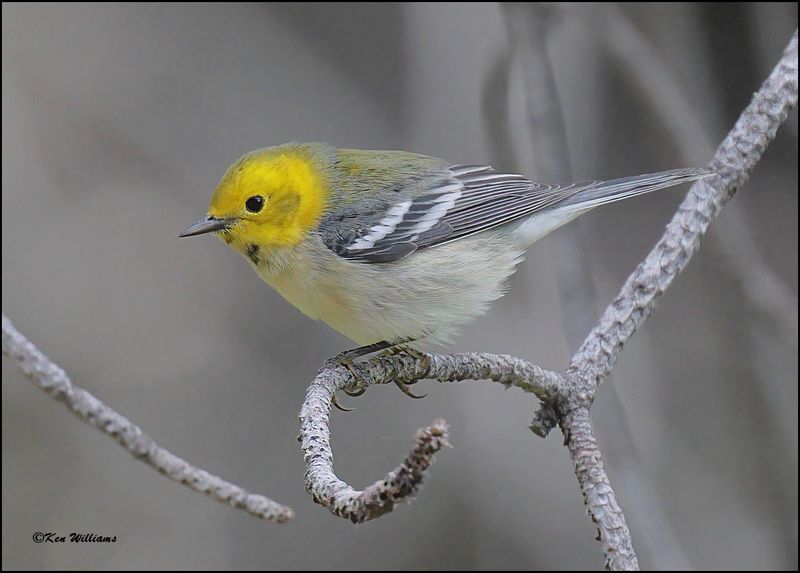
xmin=323 ymin=164 xmax=710 ymax=263
xmin=322 ymin=164 xmax=586 ymax=263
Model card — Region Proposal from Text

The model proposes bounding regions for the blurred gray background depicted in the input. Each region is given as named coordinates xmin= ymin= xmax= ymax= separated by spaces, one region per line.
xmin=2 ymin=3 xmax=797 ymax=570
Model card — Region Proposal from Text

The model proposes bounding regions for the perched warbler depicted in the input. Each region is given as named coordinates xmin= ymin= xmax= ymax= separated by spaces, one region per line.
xmin=181 ymin=142 xmax=709 ymax=355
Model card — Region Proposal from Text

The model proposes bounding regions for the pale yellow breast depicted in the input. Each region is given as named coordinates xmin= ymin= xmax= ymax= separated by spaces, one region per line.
xmin=249 ymin=241 xmax=374 ymax=342
xmin=242 ymin=233 xmax=525 ymax=347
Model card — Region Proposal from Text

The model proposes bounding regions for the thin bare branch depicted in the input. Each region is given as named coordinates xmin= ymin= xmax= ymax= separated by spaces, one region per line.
xmin=299 ymin=352 xmax=565 ymax=522
xmin=558 ymin=31 xmax=797 ymax=570
xmin=601 ymin=4 xmax=798 ymax=344
xmin=601 ymin=13 xmax=799 ymax=551
xmin=567 ymin=30 xmax=798 ymax=394
xmin=1 ymin=314 xmax=294 ymax=523
xmin=561 ymin=406 xmax=638 ymax=570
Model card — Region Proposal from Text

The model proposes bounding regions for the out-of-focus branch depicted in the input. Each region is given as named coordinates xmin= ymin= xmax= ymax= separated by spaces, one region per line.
xmin=299 ymin=353 xmax=564 ymax=522
xmin=504 ymin=6 xmax=640 ymax=565
xmin=503 ymin=3 xmax=572 ymax=179
xmin=503 ymin=3 xmax=600 ymax=342
xmin=480 ymin=45 xmax=517 ymax=171
xmin=601 ymin=4 xmax=798 ymax=344
xmin=601 ymin=12 xmax=799 ymax=533
xmin=1 ymin=313 xmax=294 ymax=523
xmin=552 ymin=30 xmax=797 ymax=567
xmin=503 ymin=4 xmax=687 ymax=569
xmin=567 ymin=30 xmax=798 ymax=394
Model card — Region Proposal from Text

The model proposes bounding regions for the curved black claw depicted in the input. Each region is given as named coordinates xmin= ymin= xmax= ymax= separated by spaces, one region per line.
xmin=340 ymin=360 xmax=368 ymax=398
xmin=344 ymin=385 xmax=367 ymax=397
xmin=331 ymin=394 xmax=355 ymax=412
xmin=394 ymin=380 xmax=428 ymax=399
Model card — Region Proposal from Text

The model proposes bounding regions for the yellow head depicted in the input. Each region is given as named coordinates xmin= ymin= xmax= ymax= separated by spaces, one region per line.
xmin=180 ymin=145 xmax=329 ymax=255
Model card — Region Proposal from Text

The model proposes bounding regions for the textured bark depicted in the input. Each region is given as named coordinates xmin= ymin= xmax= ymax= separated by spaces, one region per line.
xmin=299 ymin=353 xmax=564 ymax=522
xmin=561 ymin=407 xmax=638 ymax=570
xmin=1 ymin=314 xmax=294 ymax=523
xmin=567 ymin=30 xmax=798 ymax=394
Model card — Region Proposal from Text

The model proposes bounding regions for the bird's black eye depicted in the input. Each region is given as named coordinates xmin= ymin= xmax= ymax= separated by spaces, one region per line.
xmin=245 ymin=195 xmax=264 ymax=213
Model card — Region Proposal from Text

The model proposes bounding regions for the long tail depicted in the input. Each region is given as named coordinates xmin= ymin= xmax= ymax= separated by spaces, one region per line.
xmin=557 ymin=167 xmax=713 ymax=211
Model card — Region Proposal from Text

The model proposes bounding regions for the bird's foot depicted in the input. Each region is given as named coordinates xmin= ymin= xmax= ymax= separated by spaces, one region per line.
xmin=327 ymin=341 xmax=398 ymax=411
xmin=393 ymin=379 xmax=427 ymax=399
xmin=328 ymin=339 xmax=427 ymax=409
xmin=381 ymin=345 xmax=430 ymax=399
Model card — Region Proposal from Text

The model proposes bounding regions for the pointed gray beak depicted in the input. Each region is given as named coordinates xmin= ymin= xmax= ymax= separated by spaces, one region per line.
xmin=179 ymin=216 xmax=232 ymax=237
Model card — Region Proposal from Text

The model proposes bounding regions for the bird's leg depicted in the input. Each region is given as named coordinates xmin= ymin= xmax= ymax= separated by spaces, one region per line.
xmin=393 ymin=345 xmax=431 ymax=365
xmin=335 ymin=340 xmax=399 ymax=363
xmin=333 ymin=341 xmax=397 ymax=399
xmin=327 ymin=340 xmax=401 ymax=410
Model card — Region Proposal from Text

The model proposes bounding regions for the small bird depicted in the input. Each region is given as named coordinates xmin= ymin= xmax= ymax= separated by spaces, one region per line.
xmin=181 ymin=142 xmax=709 ymax=375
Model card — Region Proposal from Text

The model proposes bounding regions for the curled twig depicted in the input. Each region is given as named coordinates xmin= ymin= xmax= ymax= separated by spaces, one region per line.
xmin=299 ymin=352 xmax=564 ymax=522
xmin=1 ymin=314 xmax=294 ymax=523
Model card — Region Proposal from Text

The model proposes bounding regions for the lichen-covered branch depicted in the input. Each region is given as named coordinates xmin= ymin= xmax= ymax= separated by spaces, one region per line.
xmin=601 ymin=4 xmax=798 ymax=356
xmin=567 ymin=30 xmax=798 ymax=394
xmin=299 ymin=352 xmax=564 ymax=523
xmin=602 ymin=7 xmax=798 ymax=523
xmin=554 ymin=30 xmax=797 ymax=571
xmin=561 ymin=407 xmax=638 ymax=569
xmin=1 ymin=314 xmax=294 ymax=523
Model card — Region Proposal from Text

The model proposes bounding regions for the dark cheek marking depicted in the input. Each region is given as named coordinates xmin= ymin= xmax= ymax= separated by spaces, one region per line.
xmin=247 ymin=243 xmax=260 ymax=264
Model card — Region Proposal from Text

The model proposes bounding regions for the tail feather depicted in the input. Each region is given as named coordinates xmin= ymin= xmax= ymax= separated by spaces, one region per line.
xmin=557 ymin=167 xmax=713 ymax=211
